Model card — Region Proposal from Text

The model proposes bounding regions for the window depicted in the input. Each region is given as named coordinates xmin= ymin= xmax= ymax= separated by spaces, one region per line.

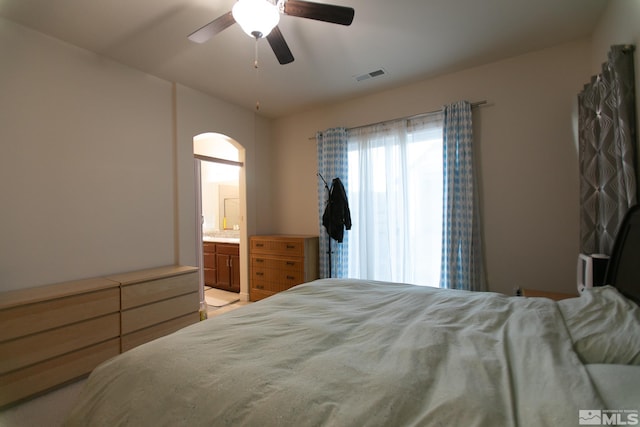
xmin=346 ymin=113 xmax=443 ymax=286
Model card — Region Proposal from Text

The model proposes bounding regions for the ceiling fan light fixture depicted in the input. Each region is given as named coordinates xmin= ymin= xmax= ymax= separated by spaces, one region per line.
xmin=232 ymin=0 xmax=280 ymax=39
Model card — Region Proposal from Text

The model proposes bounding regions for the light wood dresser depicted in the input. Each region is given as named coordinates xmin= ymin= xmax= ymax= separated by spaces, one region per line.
xmin=250 ymin=235 xmax=319 ymax=301
xmin=0 ymin=265 xmax=198 ymax=407
xmin=107 ymin=266 xmax=200 ymax=352
xmin=0 ymin=277 xmax=121 ymax=407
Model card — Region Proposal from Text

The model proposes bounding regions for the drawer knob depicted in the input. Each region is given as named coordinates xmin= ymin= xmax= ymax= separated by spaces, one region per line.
xmin=256 ymin=272 xmax=264 ymax=276
xmin=286 ymin=245 xmax=295 ymax=249
xmin=286 ymin=275 xmax=295 ymax=280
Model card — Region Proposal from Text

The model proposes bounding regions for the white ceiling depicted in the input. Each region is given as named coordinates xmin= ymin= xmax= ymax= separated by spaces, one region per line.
xmin=0 ymin=0 xmax=608 ymax=118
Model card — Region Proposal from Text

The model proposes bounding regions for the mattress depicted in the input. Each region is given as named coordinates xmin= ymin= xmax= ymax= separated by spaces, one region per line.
xmin=64 ymin=279 xmax=640 ymax=426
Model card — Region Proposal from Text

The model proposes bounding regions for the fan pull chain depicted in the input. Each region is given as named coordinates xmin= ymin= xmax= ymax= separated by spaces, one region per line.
xmin=254 ymin=38 xmax=260 ymax=111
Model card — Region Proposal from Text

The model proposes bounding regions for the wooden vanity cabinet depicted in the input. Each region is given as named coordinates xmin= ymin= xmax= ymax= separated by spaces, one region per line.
xmin=204 ymin=241 xmax=239 ymax=292
xmin=203 ymin=242 xmax=217 ymax=286
xmin=216 ymin=243 xmax=240 ymax=293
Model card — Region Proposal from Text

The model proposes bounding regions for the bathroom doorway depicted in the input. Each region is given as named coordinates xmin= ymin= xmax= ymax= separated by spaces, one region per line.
xmin=193 ymin=133 xmax=249 ymax=308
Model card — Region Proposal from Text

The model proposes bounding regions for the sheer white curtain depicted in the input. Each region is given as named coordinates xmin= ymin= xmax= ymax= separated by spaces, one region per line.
xmin=347 ymin=113 xmax=444 ymax=286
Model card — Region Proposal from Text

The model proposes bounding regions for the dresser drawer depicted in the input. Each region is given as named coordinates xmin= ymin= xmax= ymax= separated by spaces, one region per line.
xmin=251 ymin=268 xmax=304 ymax=288
xmin=121 ymin=312 xmax=200 ymax=352
xmin=251 ymin=239 xmax=304 ymax=256
xmin=121 ymin=273 xmax=198 ymax=310
xmin=0 ymin=287 xmax=120 ymax=342
xmin=280 ymin=270 xmax=303 ymax=286
xmin=121 ymin=292 xmax=199 ymax=335
xmin=250 ymin=280 xmax=298 ymax=294
xmin=251 ymin=256 xmax=304 ymax=272
xmin=0 ymin=338 xmax=120 ymax=407
xmin=251 ymin=279 xmax=278 ymax=293
xmin=251 ymin=266 xmax=277 ymax=283
xmin=217 ymin=243 xmax=239 ymax=256
xmin=250 ymin=287 xmax=276 ymax=301
xmin=0 ymin=313 xmax=120 ymax=374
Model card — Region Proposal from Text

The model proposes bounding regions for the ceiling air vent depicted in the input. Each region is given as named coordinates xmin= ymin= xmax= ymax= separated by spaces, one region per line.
xmin=355 ymin=68 xmax=387 ymax=82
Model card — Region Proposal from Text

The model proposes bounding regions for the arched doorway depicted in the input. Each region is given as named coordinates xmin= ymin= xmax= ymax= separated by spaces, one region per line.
xmin=193 ymin=133 xmax=249 ymax=306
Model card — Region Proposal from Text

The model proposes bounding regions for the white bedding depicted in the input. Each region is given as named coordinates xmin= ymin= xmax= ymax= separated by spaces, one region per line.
xmin=586 ymin=364 xmax=640 ymax=410
xmin=558 ymin=285 xmax=640 ymax=365
xmin=65 ymin=279 xmax=625 ymax=426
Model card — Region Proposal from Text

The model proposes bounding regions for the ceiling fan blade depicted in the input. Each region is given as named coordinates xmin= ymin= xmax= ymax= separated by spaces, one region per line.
xmin=283 ymin=0 xmax=354 ymax=26
xmin=266 ymin=26 xmax=295 ymax=64
xmin=188 ymin=11 xmax=236 ymax=43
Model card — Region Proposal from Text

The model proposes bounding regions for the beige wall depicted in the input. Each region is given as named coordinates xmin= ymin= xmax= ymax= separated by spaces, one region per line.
xmin=271 ymin=40 xmax=594 ymax=296
xmin=2 ymin=1 xmax=637 ymax=297
xmin=270 ymin=0 xmax=640 ymax=296
xmin=0 ymin=18 xmax=268 ymax=292
xmin=174 ymin=84 xmax=271 ymax=298
xmin=0 ymin=19 xmax=175 ymax=291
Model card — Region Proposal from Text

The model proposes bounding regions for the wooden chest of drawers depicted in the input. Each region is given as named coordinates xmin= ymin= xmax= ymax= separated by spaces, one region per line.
xmin=0 ymin=265 xmax=199 ymax=407
xmin=0 ymin=278 xmax=121 ymax=407
xmin=250 ymin=235 xmax=319 ymax=301
xmin=108 ymin=266 xmax=200 ymax=352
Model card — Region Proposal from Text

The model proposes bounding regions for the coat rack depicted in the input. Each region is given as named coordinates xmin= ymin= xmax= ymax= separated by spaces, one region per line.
xmin=317 ymin=172 xmax=333 ymax=278
xmin=318 ymin=172 xmax=352 ymax=279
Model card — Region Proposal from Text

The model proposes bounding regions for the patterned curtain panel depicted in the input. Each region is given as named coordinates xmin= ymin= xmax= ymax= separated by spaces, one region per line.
xmin=578 ymin=45 xmax=637 ymax=255
xmin=316 ymin=128 xmax=349 ymax=278
xmin=440 ymin=101 xmax=486 ymax=291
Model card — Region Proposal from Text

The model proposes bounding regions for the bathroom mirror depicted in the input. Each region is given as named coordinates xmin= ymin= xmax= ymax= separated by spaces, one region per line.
xmin=223 ymin=197 xmax=240 ymax=230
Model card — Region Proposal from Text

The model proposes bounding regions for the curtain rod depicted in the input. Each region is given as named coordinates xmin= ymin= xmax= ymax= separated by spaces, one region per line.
xmin=311 ymin=100 xmax=487 ymax=140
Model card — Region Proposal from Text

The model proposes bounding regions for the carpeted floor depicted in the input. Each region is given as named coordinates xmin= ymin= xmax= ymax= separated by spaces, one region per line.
xmin=0 ymin=378 xmax=86 ymax=427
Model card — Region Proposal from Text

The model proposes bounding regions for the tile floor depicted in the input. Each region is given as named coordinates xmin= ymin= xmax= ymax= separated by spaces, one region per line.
xmin=205 ymin=288 xmax=252 ymax=317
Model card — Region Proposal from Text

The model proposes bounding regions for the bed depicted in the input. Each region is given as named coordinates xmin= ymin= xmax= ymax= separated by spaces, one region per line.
xmin=65 ymin=207 xmax=640 ymax=426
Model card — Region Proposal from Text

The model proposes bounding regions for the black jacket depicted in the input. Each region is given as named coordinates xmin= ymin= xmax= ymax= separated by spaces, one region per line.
xmin=322 ymin=178 xmax=352 ymax=243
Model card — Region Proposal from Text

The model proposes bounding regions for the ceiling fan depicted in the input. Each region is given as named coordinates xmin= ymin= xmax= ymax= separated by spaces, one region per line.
xmin=188 ymin=0 xmax=355 ymax=65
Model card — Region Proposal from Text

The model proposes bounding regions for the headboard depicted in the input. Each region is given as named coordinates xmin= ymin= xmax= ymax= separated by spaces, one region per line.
xmin=605 ymin=204 xmax=640 ymax=305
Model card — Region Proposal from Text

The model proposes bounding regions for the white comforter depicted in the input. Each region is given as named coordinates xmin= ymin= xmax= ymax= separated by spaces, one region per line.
xmin=65 ymin=279 xmax=606 ymax=426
